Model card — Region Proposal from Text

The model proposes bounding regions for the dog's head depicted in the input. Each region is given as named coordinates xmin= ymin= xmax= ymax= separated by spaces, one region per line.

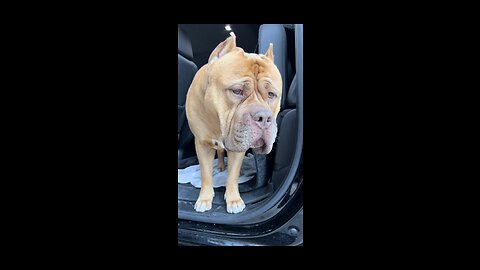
xmin=204 ymin=36 xmax=282 ymax=154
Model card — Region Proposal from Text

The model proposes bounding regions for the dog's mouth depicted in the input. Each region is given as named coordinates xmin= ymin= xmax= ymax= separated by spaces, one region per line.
xmin=224 ymin=114 xmax=277 ymax=154
xmin=252 ymin=138 xmax=272 ymax=154
xmin=251 ymin=138 xmax=265 ymax=149
xmin=225 ymin=136 xmax=268 ymax=153
xmin=225 ymin=131 xmax=264 ymax=152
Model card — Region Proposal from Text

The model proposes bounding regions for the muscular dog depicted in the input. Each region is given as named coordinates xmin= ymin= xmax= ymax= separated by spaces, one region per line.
xmin=185 ymin=36 xmax=282 ymax=214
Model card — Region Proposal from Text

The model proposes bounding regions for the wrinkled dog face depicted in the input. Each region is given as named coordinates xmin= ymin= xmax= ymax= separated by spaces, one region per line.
xmin=205 ymin=37 xmax=282 ymax=154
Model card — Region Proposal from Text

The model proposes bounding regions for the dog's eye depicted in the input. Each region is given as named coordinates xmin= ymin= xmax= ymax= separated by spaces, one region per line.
xmin=232 ymin=89 xmax=243 ymax=96
xmin=268 ymin=92 xmax=276 ymax=99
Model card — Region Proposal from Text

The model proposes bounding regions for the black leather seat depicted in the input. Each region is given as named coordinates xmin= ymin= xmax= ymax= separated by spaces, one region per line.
xmin=256 ymin=25 xmax=297 ymax=189
xmin=178 ymin=27 xmax=197 ymax=160
xmin=276 ymin=75 xmax=297 ymax=129
xmin=271 ymin=74 xmax=298 ymax=188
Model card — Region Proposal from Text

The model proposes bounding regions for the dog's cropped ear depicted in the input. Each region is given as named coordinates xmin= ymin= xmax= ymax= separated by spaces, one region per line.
xmin=265 ymin=43 xmax=274 ymax=62
xmin=208 ymin=35 xmax=237 ymax=64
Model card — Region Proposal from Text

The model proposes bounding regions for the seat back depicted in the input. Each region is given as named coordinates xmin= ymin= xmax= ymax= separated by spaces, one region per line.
xmin=178 ymin=27 xmax=198 ymax=159
xmin=271 ymin=75 xmax=298 ymax=188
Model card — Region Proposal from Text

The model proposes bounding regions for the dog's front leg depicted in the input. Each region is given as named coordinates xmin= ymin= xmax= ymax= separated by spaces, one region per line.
xmin=224 ymin=151 xmax=246 ymax=214
xmin=194 ymin=139 xmax=216 ymax=212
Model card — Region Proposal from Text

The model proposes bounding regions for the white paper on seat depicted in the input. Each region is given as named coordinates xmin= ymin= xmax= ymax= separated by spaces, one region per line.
xmin=178 ymin=153 xmax=256 ymax=188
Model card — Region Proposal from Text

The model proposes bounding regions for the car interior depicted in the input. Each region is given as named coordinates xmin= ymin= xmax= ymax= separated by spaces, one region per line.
xmin=178 ymin=24 xmax=302 ymax=224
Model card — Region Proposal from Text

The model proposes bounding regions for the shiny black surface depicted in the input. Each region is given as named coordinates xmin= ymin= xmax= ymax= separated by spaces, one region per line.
xmin=178 ymin=185 xmax=303 ymax=246
xmin=178 ymin=158 xmax=303 ymax=245
xmin=178 ymin=207 xmax=303 ymax=246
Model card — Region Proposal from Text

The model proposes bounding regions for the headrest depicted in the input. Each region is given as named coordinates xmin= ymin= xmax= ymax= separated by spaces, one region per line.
xmin=258 ymin=24 xmax=287 ymax=106
xmin=178 ymin=27 xmax=193 ymax=60
xmin=286 ymin=75 xmax=297 ymax=108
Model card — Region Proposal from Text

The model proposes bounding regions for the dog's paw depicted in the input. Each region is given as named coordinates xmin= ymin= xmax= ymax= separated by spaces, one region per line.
xmin=194 ymin=191 xmax=214 ymax=212
xmin=218 ymin=163 xmax=225 ymax=172
xmin=225 ymin=193 xmax=245 ymax=214
xmin=194 ymin=198 xmax=213 ymax=212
